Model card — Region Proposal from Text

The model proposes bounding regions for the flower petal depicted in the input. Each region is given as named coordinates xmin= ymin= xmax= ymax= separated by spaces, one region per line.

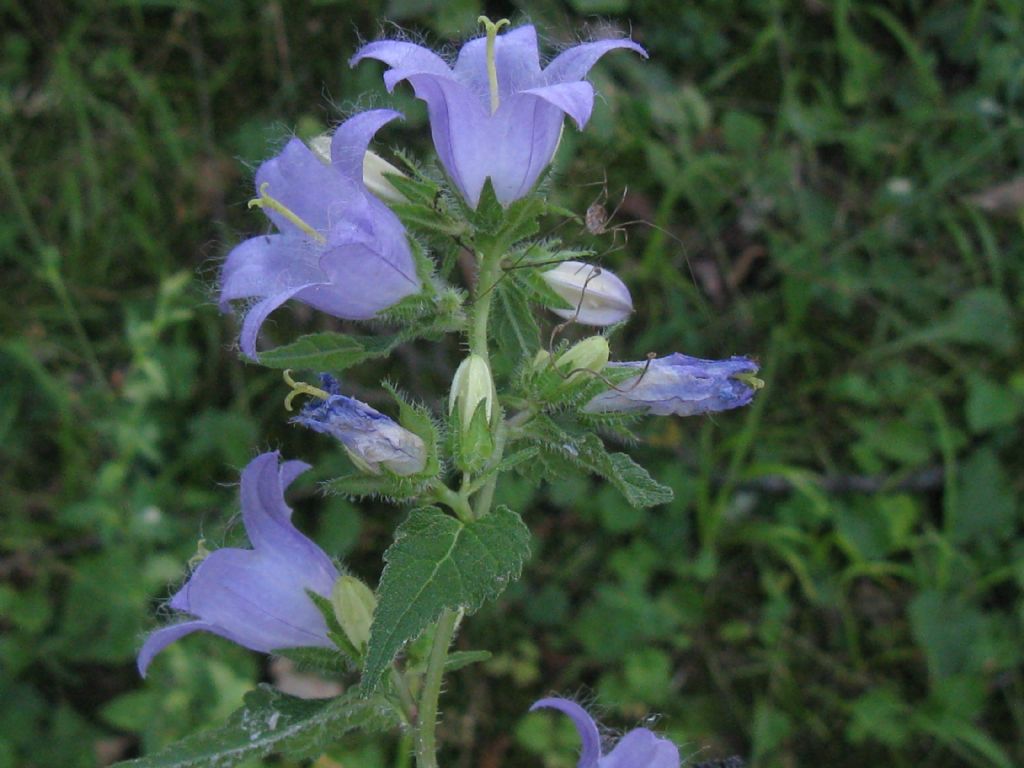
xmin=309 ymin=239 xmax=419 ymax=318
xmin=137 ymin=620 xmax=248 ymax=677
xmin=543 ymin=38 xmax=647 ymax=84
xmin=523 ymin=81 xmax=596 ymax=129
xmin=349 ymin=40 xmax=452 ymax=90
xmin=238 ymin=452 xmax=337 ymax=587
xmin=453 ymin=25 xmax=543 ymax=98
xmin=168 ymin=548 xmax=334 ymax=654
xmin=401 ymin=73 xmax=492 ymax=207
xmin=530 ymin=698 xmax=602 ymax=768
xmin=219 ymin=234 xmax=325 ymax=310
xmin=330 ymin=109 xmax=404 ymax=186
xmin=255 ymin=138 xmax=354 ymax=236
xmin=238 ymin=283 xmax=324 ymax=359
xmin=598 ymin=729 xmax=679 ymax=768
xmin=484 ymin=94 xmax=566 ymax=204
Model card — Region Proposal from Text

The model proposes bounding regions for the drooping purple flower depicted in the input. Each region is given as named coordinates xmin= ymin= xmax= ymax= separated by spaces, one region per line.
xmin=293 ymin=375 xmax=426 ymax=476
xmin=585 ymin=353 xmax=761 ymax=417
xmin=350 ymin=23 xmax=646 ymax=208
xmin=219 ymin=110 xmax=421 ymax=358
xmin=530 ymin=698 xmax=679 ymax=768
xmin=137 ymin=452 xmax=339 ymax=676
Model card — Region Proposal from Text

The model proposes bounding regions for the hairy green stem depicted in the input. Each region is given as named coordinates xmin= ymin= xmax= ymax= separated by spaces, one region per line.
xmin=414 ymin=608 xmax=460 ymax=768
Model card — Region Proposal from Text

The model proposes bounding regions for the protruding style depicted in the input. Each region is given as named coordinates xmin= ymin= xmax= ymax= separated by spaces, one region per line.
xmin=351 ymin=23 xmax=647 ymax=208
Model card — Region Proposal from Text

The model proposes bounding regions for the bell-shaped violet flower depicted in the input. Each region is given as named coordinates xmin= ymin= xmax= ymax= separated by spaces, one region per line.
xmin=585 ymin=353 xmax=761 ymax=417
xmin=530 ymin=698 xmax=679 ymax=768
xmin=137 ymin=452 xmax=339 ymax=677
xmin=219 ymin=110 xmax=420 ymax=358
xmin=293 ymin=375 xmax=426 ymax=476
xmin=351 ymin=23 xmax=646 ymax=208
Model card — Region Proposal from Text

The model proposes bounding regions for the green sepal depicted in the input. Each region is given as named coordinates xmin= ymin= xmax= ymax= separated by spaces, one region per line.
xmin=361 ymin=505 xmax=531 ymax=692
xmin=306 ymin=589 xmax=360 ymax=661
xmin=448 ymin=399 xmax=495 ymax=475
xmin=112 ymin=685 xmax=396 ymax=768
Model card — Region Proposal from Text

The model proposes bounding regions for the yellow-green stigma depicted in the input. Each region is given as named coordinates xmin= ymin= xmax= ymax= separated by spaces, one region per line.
xmin=732 ymin=372 xmax=765 ymax=390
xmin=283 ymin=369 xmax=332 ymax=411
xmin=248 ymin=182 xmax=326 ymax=244
xmin=478 ymin=16 xmax=510 ymax=114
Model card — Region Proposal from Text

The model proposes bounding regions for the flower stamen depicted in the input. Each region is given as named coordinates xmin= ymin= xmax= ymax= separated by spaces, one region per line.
xmin=283 ymin=369 xmax=332 ymax=411
xmin=477 ymin=16 xmax=510 ymax=114
xmin=249 ymin=182 xmax=327 ymax=244
xmin=731 ymin=371 xmax=765 ymax=390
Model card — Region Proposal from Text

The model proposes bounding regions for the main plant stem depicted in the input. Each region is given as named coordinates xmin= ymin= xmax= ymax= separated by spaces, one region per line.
xmin=414 ymin=609 xmax=459 ymax=768
xmin=414 ymin=242 xmax=505 ymax=768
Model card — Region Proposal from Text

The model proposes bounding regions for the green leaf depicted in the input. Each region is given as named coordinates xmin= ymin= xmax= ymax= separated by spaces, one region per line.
xmin=444 ymin=650 xmax=492 ymax=672
xmin=256 ymin=298 xmax=464 ymax=372
xmin=493 ymin=277 xmax=541 ymax=363
xmin=114 ymin=686 xmax=394 ymax=768
xmin=257 ymin=332 xmax=402 ymax=372
xmin=527 ymin=417 xmax=673 ymax=508
xmin=363 ymin=506 xmax=531 ymax=690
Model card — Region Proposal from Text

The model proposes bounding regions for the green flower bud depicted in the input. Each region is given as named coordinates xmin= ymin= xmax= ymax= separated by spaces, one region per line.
xmin=331 ymin=575 xmax=377 ymax=653
xmin=555 ymin=336 xmax=610 ymax=382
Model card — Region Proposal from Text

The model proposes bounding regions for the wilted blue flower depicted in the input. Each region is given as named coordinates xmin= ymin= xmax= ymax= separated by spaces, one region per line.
xmin=531 ymin=698 xmax=679 ymax=768
xmin=219 ymin=110 xmax=420 ymax=358
xmin=585 ymin=353 xmax=761 ymax=417
xmin=350 ymin=22 xmax=646 ymax=208
xmin=137 ymin=452 xmax=339 ymax=676
xmin=293 ymin=375 xmax=426 ymax=476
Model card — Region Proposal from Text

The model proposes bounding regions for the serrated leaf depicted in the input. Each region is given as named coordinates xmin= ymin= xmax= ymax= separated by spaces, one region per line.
xmin=528 ymin=417 xmax=673 ymax=508
xmin=363 ymin=506 xmax=530 ymax=690
xmin=257 ymin=332 xmax=400 ymax=372
xmin=114 ymin=686 xmax=394 ymax=768
xmin=256 ymin=298 xmax=463 ymax=372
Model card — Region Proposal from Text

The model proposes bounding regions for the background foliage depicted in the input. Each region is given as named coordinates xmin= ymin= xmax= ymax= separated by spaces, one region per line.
xmin=2 ymin=0 xmax=1022 ymax=766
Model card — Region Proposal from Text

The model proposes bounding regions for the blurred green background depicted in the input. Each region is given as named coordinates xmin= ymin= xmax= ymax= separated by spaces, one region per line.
xmin=2 ymin=0 xmax=1022 ymax=766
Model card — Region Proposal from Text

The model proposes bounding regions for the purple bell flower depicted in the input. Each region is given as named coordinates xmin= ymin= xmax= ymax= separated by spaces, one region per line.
xmin=350 ymin=23 xmax=646 ymax=208
xmin=585 ymin=353 xmax=761 ymax=417
xmin=137 ymin=452 xmax=339 ymax=677
xmin=530 ymin=698 xmax=679 ymax=768
xmin=219 ymin=110 xmax=421 ymax=358
xmin=293 ymin=375 xmax=427 ymax=476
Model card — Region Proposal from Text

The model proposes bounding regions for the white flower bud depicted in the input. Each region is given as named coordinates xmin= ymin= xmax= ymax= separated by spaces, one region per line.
xmin=541 ymin=260 xmax=633 ymax=327
xmin=309 ymin=133 xmax=406 ymax=204
xmin=449 ymin=354 xmax=495 ymax=430
xmin=362 ymin=150 xmax=407 ymax=204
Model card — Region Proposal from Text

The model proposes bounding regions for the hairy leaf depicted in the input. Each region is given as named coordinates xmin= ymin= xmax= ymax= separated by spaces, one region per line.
xmin=114 ymin=686 xmax=394 ymax=768
xmin=363 ymin=506 xmax=531 ymax=690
